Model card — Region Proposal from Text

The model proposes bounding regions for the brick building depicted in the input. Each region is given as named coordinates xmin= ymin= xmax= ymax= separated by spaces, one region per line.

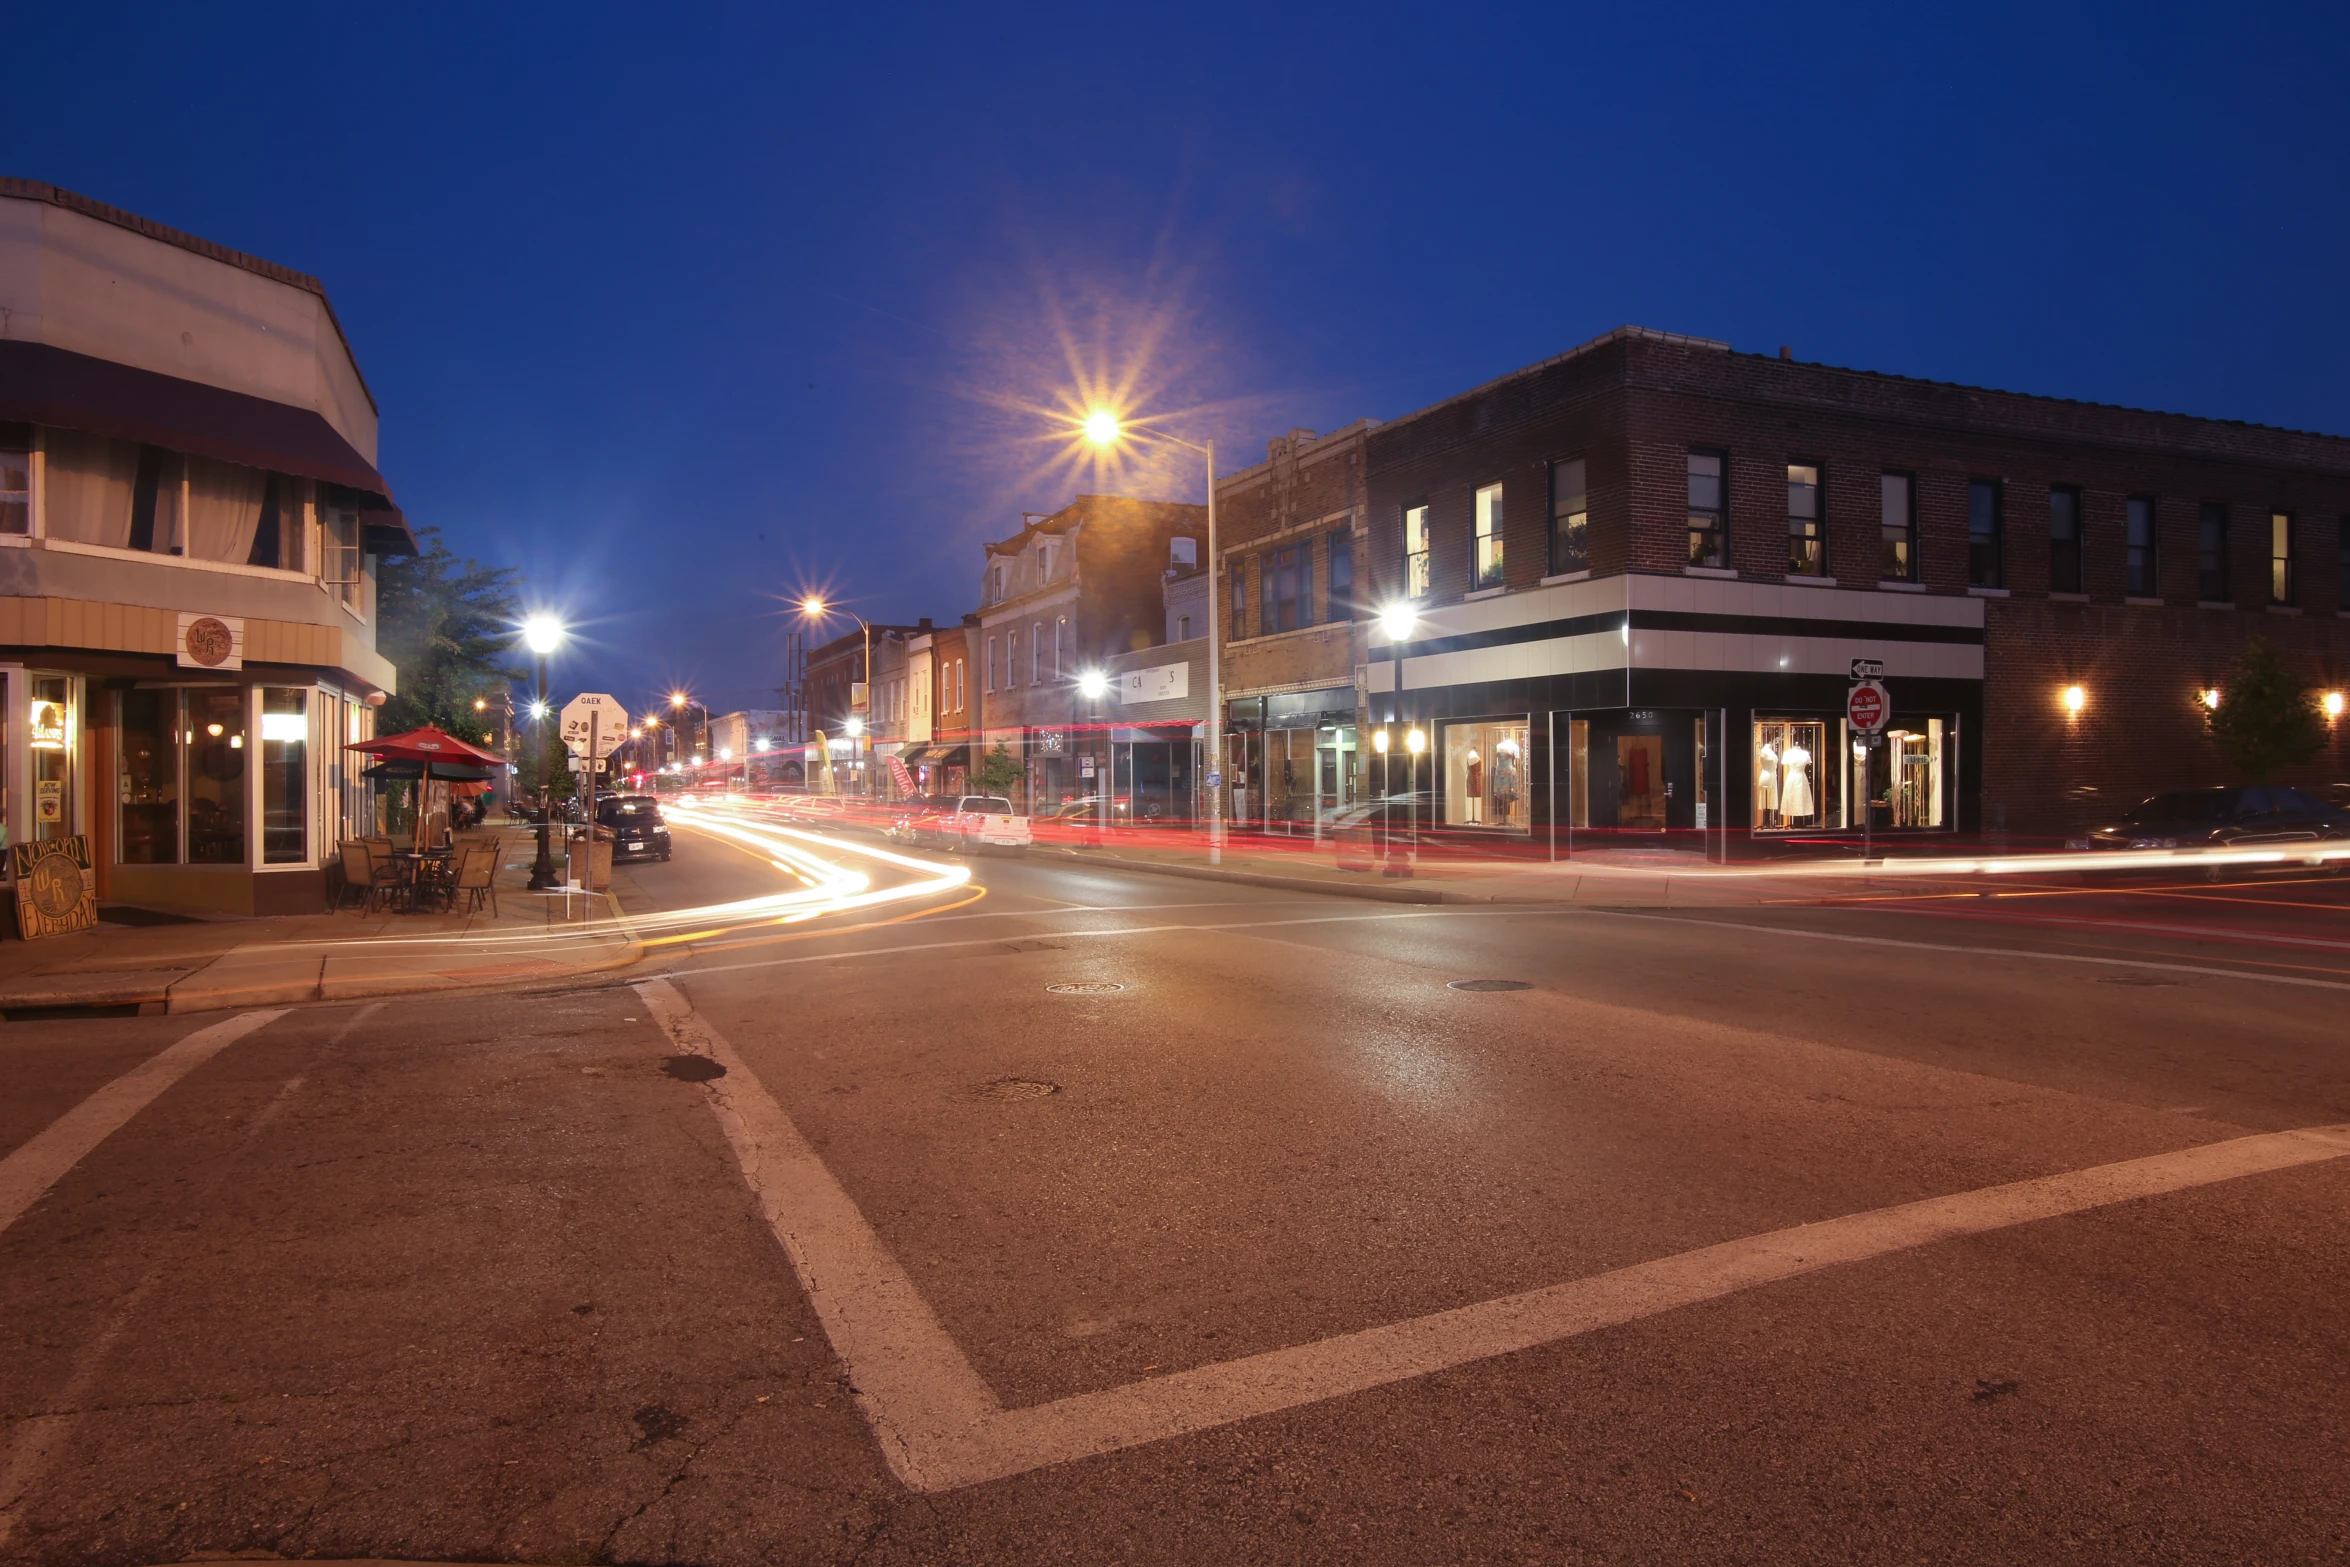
xmin=902 ymin=618 xmax=973 ymax=795
xmin=1216 ymin=422 xmax=1373 ymax=832
xmin=973 ymin=495 xmax=1204 ymax=811
xmin=1357 ymin=326 xmax=2350 ymax=849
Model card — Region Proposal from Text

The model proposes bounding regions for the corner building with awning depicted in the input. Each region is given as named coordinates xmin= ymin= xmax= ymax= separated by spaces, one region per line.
xmin=0 ymin=180 xmax=414 ymax=913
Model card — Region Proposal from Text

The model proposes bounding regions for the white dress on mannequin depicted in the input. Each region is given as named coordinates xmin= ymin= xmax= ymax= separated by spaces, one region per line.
xmin=1757 ymin=743 xmax=1780 ymax=812
xmin=1780 ymin=743 xmax=1814 ymax=819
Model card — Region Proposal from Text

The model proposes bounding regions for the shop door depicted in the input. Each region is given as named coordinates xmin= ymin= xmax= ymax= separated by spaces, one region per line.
xmin=1615 ymin=734 xmax=1664 ymax=830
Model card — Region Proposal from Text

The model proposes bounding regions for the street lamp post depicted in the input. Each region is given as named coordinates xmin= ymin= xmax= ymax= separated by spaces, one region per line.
xmin=1079 ymin=668 xmax=1111 ymax=847
xmin=800 ymin=599 xmax=874 ymax=795
xmin=523 ymin=616 xmax=564 ymax=889
xmin=1082 ymin=414 xmax=1222 ymax=863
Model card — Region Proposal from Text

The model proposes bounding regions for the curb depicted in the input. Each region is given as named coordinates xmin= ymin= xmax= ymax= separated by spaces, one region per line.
xmin=161 ymin=891 xmax=647 ymax=1015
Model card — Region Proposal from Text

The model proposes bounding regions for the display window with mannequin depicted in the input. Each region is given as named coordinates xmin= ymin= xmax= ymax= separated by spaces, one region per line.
xmin=1441 ymin=718 xmax=1529 ymax=830
xmin=1752 ymin=718 xmax=1832 ymax=832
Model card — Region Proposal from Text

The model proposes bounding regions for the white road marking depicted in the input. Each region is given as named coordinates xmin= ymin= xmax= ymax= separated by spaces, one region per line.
xmin=1580 ymin=909 xmax=2350 ymax=992
xmin=0 ymin=1009 xmax=286 ymax=1239
xmin=634 ymin=979 xmax=2350 ymax=1494
xmin=633 ymin=978 xmax=995 ymax=1490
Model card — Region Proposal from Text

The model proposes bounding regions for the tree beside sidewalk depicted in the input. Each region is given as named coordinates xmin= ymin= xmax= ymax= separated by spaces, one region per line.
xmin=376 ymin=527 xmax=523 ymax=745
xmin=972 ymin=743 xmax=1022 ymax=798
xmin=2204 ymin=636 xmax=2325 ymax=783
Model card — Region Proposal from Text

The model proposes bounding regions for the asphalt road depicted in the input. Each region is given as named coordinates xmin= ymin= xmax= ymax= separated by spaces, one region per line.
xmin=3 ymin=817 xmax=2347 ymax=1566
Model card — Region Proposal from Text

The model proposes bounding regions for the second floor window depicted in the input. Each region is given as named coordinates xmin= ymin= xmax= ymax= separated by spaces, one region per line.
xmin=325 ymin=507 xmax=364 ymax=612
xmin=1327 ymin=528 xmax=1353 ymax=620
xmin=987 ymin=636 xmax=999 ymax=692
xmin=1032 ymin=622 xmax=1043 ymax=682
xmin=1231 ymin=560 xmax=1247 ymax=637
xmin=1968 ymin=479 xmax=2003 ymax=588
xmin=2199 ymin=502 xmax=2230 ymax=603
xmin=1007 ymin=630 xmax=1020 ymax=686
xmin=1549 ymin=459 xmax=1588 ymax=575
xmin=1880 ymin=473 xmax=1916 ymax=582
xmin=1786 ymin=463 xmax=1824 ymax=576
xmin=1687 ymin=452 xmax=1726 ymax=570
xmin=2126 ymin=496 xmax=2158 ymax=597
xmin=2049 ymin=486 xmax=2083 ymax=594
xmin=1054 ymin=616 xmax=1067 ymax=678
xmin=0 ymin=443 xmax=26 ymax=535
xmin=1473 ymin=483 xmax=1505 ymax=589
xmin=1265 ymin=544 xmax=1304 ymax=632
xmin=2270 ymin=512 xmax=2294 ymax=605
xmin=1403 ymin=504 xmax=1431 ymax=598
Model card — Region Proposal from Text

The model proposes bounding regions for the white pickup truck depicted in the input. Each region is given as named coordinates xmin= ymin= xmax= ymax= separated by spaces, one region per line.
xmin=944 ymin=795 xmax=1031 ymax=854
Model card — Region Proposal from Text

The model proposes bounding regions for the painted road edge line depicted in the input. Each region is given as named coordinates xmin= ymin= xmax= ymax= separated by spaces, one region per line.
xmin=1578 ymin=908 xmax=2350 ymax=991
xmin=929 ymin=1122 xmax=2350 ymax=1490
xmin=632 ymin=977 xmax=997 ymax=1491
xmin=0 ymin=1010 xmax=287 ymax=1239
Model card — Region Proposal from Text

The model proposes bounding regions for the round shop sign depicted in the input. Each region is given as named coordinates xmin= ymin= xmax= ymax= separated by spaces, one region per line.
xmin=183 ymin=616 xmax=235 ymax=667
xmin=25 ymin=848 xmax=85 ymax=920
xmin=1846 ymin=680 xmax=1889 ymax=734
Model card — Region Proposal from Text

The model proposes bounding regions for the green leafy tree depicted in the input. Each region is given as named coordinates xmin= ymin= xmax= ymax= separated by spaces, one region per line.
xmin=375 ymin=527 xmax=522 ymax=744
xmin=2205 ymin=636 xmax=2325 ymax=783
xmin=971 ymin=742 xmax=1023 ymax=797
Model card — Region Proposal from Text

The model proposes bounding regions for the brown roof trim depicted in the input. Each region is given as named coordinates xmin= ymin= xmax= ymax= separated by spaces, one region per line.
xmin=0 ymin=178 xmax=380 ymax=416
xmin=0 ymin=339 xmax=416 ymax=554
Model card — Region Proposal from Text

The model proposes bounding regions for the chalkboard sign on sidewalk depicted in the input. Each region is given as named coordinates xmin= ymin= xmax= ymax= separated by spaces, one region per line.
xmin=12 ymin=836 xmax=98 ymax=940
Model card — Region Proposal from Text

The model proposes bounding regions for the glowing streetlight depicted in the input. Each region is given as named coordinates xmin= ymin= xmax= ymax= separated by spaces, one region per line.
xmin=1406 ymin=729 xmax=1427 ymax=754
xmin=1379 ymin=603 xmax=1417 ymax=642
xmin=1078 ymin=669 xmax=1110 ymax=699
xmin=844 ymin=715 xmax=865 ymax=736
xmin=1074 ymin=406 xmax=1224 ymax=859
xmin=528 ymin=700 xmax=548 ymax=720
xmin=522 ymin=615 xmax=563 ymax=655
xmin=1373 ymin=730 xmax=1390 ymax=754
xmin=518 ymin=614 xmax=567 ymax=890
xmin=2201 ymin=687 xmax=2221 ymax=710
xmin=2063 ymin=684 xmax=2086 ymax=715
xmin=2326 ymin=691 xmax=2345 ymax=718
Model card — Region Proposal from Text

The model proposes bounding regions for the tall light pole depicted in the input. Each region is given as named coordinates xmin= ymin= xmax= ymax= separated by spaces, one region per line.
xmin=800 ymin=598 xmax=874 ymax=795
xmin=1082 ymin=412 xmax=1223 ymax=863
xmin=669 ymin=692 xmax=710 ymax=780
xmin=523 ymin=615 xmax=564 ymax=889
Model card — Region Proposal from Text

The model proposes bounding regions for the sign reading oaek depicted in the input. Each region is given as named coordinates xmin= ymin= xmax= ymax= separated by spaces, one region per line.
xmin=560 ymin=693 xmax=625 ymax=758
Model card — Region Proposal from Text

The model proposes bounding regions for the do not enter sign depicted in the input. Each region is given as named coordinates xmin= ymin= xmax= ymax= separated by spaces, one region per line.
xmin=1847 ymin=679 xmax=1890 ymax=734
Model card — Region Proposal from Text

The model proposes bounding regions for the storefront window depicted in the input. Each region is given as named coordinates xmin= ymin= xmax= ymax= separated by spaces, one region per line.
xmin=118 ymin=689 xmax=180 ymax=863
xmin=261 ymin=689 xmax=308 ymax=863
xmin=1879 ymin=720 xmax=1947 ymax=829
xmin=188 ymin=687 xmax=246 ymax=863
xmin=1753 ymin=718 xmax=1831 ymax=832
xmin=31 ymin=676 xmax=73 ymax=843
xmin=1443 ymin=719 xmax=1529 ymax=830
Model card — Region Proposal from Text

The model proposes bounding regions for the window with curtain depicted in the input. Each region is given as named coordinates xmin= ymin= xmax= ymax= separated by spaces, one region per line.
xmin=324 ymin=507 xmax=364 ymax=610
xmin=1327 ymin=527 xmax=1354 ymax=620
xmin=0 ymin=438 xmax=30 ymax=535
xmin=249 ymin=474 xmax=310 ymax=571
xmin=1880 ymin=473 xmax=1917 ymax=581
xmin=2198 ymin=502 xmax=2230 ymax=602
xmin=2270 ymin=512 xmax=2294 ymax=605
xmin=1787 ymin=463 xmax=1824 ymax=576
xmin=1687 ymin=452 xmax=1726 ymax=569
xmin=1404 ymin=504 xmax=1431 ymax=598
xmin=1232 ymin=559 xmax=1248 ymax=637
xmin=1473 ymin=483 xmax=1505 ymax=589
xmin=41 ymin=429 xmax=139 ymax=547
xmin=2126 ymin=496 xmax=2158 ymax=597
xmin=186 ymin=456 xmax=267 ymax=564
xmin=1968 ymin=479 xmax=2003 ymax=588
xmin=1549 ymin=459 xmax=1588 ymax=575
xmin=129 ymin=446 xmax=182 ymax=552
xmin=2049 ymin=486 xmax=2083 ymax=594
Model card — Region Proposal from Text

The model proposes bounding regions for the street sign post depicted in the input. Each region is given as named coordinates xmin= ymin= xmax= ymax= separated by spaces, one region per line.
xmin=560 ymin=693 xmax=624 ymax=759
xmin=1846 ymin=677 xmax=1890 ymax=865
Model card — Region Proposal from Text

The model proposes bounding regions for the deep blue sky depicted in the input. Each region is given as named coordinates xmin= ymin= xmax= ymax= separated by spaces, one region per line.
xmin=9 ymin=1 xmax=2345 ymax=714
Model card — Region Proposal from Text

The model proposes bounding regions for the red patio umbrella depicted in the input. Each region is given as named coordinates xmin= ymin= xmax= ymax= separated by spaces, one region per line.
xmin=347 ymin=726 xmax=509 ymax=846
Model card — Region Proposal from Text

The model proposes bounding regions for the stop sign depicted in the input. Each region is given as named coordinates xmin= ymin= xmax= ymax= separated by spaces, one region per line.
xmin=1847 ymin=679 xmax=1889 ymax=734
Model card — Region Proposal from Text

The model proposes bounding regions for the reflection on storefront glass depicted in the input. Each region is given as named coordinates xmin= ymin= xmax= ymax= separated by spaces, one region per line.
xmin=1443 ymin=719 xmax=1529 ymax=830
xmin=188 ymin=688 xmax=246 ymax=863
xmin=32 ymin=676 xmax=73 ymax=842
xmin=118 ymin=689 xmax=181 ymax=863
xmin=262 ymin=689 xmax=308 ymax=863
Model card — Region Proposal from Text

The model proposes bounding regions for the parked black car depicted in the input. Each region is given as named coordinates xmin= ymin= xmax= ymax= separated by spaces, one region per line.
xmin=2074 ymin=786 xmax=2350 ymax=853
xmin=597 ymin=794 xmax=673 ymax=861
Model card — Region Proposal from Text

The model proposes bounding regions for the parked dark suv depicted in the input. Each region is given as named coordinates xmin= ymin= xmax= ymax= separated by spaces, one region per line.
xmin=597 ymin=794 xmax=673 ymax=861
xmin=2075 ymin=786 xmax=2350 ymax=854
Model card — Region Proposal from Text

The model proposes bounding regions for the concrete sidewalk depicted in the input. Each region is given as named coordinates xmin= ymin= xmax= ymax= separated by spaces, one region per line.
xmin=0 ymin=824 xmax=641 ymax=1017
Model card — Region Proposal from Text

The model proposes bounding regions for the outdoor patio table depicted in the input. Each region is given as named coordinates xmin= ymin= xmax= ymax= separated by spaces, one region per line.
xmin=391 ymin=848 xmax=457 ymax=912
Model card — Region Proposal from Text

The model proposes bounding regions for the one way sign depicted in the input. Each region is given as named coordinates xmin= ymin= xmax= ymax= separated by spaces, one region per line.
xmin=1850 ymin=658 xmax=1885 ymax=679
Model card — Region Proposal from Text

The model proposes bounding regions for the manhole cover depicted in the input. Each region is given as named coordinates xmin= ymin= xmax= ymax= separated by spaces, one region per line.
xmin=980 ymin=1078 xmax=1060 ymax=1099
xmin=1448 ymin=979 xmax=1533 ymax=992
xmin=2096 ymin=974 xmax=2182 ymax=987
xmin=1046 ymin=982 xmax=1126 ymax=995
xmin=662 ymin=1054 xmax=727 ymax=1081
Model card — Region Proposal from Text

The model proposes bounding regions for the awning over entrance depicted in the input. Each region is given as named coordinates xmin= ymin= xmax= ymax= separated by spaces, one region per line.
xmin=0 ymin=339 xmax=416 ymax=555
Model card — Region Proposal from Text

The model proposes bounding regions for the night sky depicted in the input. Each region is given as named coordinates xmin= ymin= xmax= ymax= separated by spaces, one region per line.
xmin=8 ymin=1 xmax=2344 ymax=715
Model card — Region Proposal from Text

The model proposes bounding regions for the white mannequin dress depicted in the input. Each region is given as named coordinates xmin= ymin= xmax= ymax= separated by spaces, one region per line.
xmin=1780 ymin=743 xmax=1814 ymax=819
